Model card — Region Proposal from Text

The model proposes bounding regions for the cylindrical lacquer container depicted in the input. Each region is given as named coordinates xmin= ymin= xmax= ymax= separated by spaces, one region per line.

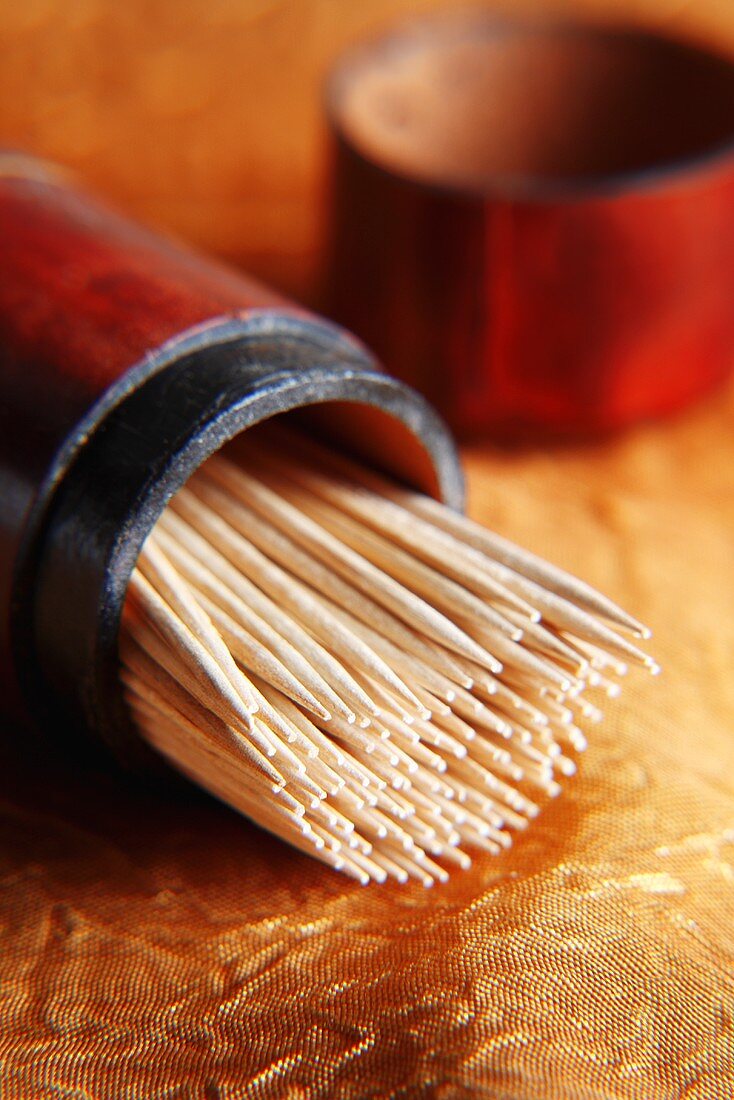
xmin=326 ymin=16 xmax=734 ymax=438
xmin=0 ymin=154 xmax=463 ymax=768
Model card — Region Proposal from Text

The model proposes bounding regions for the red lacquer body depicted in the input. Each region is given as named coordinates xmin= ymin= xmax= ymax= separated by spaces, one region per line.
xmin=0 ymin=159 xmax=288 ymax=459
xmin=0 ymin=158 xmax=295 ymax=722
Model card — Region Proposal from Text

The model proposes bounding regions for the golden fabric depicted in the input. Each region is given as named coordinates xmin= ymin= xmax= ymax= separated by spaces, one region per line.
xmin=1 ymin=384 xmax=733 ymax=1099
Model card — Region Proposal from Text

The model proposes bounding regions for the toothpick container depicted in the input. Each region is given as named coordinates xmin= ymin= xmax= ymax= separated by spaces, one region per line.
xmin=0 ymin=155 xmax=462 ymax=765
xmin=326 ymin=16 xmax=734 ymax=438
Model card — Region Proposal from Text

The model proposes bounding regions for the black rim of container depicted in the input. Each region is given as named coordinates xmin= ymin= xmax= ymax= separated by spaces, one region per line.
xmin=11 ymin=312 xmax=463 ymax=766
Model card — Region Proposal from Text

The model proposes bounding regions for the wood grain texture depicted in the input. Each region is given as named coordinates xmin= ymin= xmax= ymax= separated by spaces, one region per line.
xmin=2 ymin=0 xmax=734 ymax=301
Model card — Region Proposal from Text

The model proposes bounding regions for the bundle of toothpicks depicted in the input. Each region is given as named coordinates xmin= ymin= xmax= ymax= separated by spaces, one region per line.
xmin=120 ymin=428 xmax=655 ymax=886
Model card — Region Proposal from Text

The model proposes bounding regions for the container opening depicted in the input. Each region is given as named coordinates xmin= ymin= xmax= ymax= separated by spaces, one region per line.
xmin=333 ymin=19 xmax=734 ymax=191
xmin=268 ymin=402 xmax=443 ymax=500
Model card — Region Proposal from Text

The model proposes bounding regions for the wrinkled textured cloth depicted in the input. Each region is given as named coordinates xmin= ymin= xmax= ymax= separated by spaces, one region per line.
xmin=1 ymin=382 xmax=733 ymax=1100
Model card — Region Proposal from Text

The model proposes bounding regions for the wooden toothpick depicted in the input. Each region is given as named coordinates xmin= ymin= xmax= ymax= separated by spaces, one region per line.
xmin=119 ymin=430 xmax=655 ymax=884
